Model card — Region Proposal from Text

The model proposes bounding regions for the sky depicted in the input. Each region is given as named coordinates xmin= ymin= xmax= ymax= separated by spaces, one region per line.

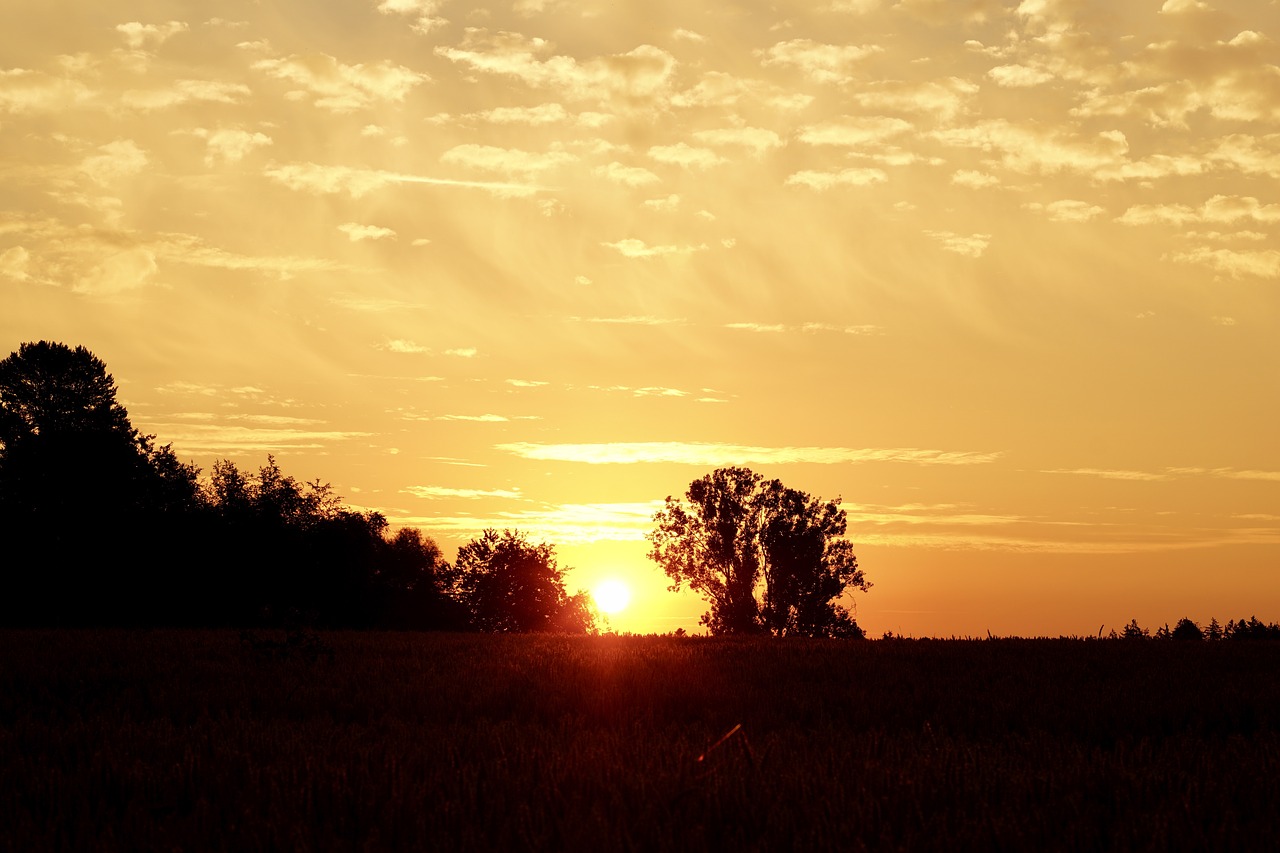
xmin=3 ymin=0 xmax=1279 ymax=637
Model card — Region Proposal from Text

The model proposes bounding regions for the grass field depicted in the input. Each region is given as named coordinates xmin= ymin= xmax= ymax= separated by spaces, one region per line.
xmin=2 ymin=631 xmax=1278 ymax=851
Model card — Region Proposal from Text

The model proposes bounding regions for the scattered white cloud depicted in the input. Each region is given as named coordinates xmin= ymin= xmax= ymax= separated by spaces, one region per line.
xmin=1028 ymin=200 xmax=1106 ymax=222
xmin=0 ymin=246 xmax=31 ymax=281
xmin=988 ymin=64 xmax=1054 ymax=87
xmin=1170 ymin=247 xmax=1280 ymax=278
xmin=785 ymin=168 xmax=887 ymax=189
xmin=761 ymin=39 xmax=882 ymax=84
xmin=594 ymin=161 xmax=660 ymax=186
xmin=384 ymin=339 xmax=431 ymax=353
xmin=338 ymin=222 xmax=397 ymax=241
xmin=647 ymin=142 xmax=724 ymax=169
xmin=925 ymin=231 xmax=991 ymax=258
xmin=376 ymin=0 xmax=447 ymax=33
xmin=116 ymin=21 xmax=188 ymax=49
xmin=264 ymin=162 xmax=546 ymax=198
xmin=441 ymin=143 xmax=576 ymax=174
xmin=475 ymin=102 xmax=568 ymax=124
xmin=644 ymin=194 xmax=681 ymax=211
xmin=446 ymin=347 xmax=478 ymax=357
xmin=80 ymin=140 xmax=148 ymax=184
xmin=252 ymin=53 xmax=428 ymax=112
xmin=952 ymin=170 xmax=1000 ymax=188
xmin=199 ymin=128 xmax=272 ymax=164
xmin=73 ymin=246 xmax=158 ymax=295
xmin=602 ymin=238 xmax=704 ymax=258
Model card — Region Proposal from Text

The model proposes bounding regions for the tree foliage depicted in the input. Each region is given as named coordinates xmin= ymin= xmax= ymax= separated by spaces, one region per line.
xmin=648 ymin=467 xmax=869 ymax=637
xmin=446 ymin=529 xmax=596 ymax=633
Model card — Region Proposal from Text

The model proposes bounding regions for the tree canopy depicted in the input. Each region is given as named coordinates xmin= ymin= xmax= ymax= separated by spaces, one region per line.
xmin=445 ymin=529 xmax=596 ymax=634
xmin=648 ymin=467 xmax=870 ymax=637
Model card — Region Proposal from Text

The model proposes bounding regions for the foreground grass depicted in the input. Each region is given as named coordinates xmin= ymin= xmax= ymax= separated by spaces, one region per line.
xmin=1 ymin=631 xmax=1278 ymax=851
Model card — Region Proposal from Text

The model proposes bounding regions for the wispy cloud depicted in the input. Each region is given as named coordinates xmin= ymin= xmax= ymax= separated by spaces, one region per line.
xmin=497 ymin=442 xmax=1001 ymax=466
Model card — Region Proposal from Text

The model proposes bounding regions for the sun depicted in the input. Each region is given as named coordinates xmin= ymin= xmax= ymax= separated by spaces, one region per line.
xmin=593 ymin=578 xmax=631 ymax=615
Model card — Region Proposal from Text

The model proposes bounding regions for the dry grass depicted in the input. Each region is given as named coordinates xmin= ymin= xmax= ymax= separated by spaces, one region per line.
xmin=2 ymin=631 xmax=1278 ymax=851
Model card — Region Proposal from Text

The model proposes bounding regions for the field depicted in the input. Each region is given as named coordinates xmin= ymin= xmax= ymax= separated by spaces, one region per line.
xmin=2 ymin=631 xmax=1278 ymax=851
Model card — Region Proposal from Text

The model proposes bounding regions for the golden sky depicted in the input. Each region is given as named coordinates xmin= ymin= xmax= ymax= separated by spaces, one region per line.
xmin=4 ymin=0 xmax=1279 ymax=636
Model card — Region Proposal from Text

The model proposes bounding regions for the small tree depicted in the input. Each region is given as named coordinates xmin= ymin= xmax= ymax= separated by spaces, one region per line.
xmin=648 ymin=467 xmax=870 ymax=637
xmin=447 ymin=529 xmax=596 ymax=633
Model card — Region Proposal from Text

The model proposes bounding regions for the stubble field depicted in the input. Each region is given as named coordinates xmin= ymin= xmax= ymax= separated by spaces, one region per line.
xmin=2 ymin=630 xmax=1278 ymax=851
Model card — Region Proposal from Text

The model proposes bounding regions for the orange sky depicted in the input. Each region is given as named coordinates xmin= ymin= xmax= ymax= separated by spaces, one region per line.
xmin=4 ymin=0 xmax=1278 ymax=636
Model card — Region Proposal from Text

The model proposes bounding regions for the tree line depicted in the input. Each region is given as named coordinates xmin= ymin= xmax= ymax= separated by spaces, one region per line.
xmin=1 ymin=341 xmax=872 ymax=636
xmin=0 ymin=342 xmax=593 ymax=631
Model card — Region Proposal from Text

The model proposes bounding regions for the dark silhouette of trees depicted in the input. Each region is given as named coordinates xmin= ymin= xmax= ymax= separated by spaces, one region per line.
xmin=0 ymin=341 xmax=202 ymax=624
xmin=0 ymin=341 xmax=467 ymax=630
xmin=1172 ymin=618 xmax=1204 ymax=641
xmin=648 ymin=467 xmax=870 ymax=637
xmin=445 ymin=529 xmax=596 ymax=633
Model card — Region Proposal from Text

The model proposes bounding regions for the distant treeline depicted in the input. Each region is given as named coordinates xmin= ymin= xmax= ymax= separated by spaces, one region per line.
xmin=0 ymin=342 xmax=592 ymax=631
xmin=1107 ymin=617 xmax=1280 ymax=641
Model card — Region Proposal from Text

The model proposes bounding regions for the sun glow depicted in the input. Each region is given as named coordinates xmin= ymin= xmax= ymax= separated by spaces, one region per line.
xmin=593 ymin=578 xmax=632 ymax=615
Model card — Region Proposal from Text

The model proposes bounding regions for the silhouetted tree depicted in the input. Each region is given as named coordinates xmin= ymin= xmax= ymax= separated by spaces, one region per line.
xmin=446 ymin=529 xmax=596 ymax=633
xmin=1120 ymin=619 xmax=1149 ymax=640
xmin=1206 ymin=617 xmax=1224 ymax=641
xmin=1172 ymin=618 xmax=1204 ymax=641
xmin=648 ymin=467 xmax=869 ymax=637
xmin=0 ymin=341 xmax=201 ymax=624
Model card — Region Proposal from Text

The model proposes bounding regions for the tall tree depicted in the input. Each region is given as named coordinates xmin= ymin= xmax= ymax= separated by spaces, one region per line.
xmin=0 ymin=341 xmax=201 ymax=624
xmin=648 ymin=467 xmax=870 ymax=637
xmin=447 ymin=529 xmax=596 ymax=633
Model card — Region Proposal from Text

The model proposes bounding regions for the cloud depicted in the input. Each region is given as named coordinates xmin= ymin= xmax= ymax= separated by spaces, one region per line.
xmin=0 ymin=69 xmax=94 ymax=113
xmin=497 ymin=442 xmax=1001 ymax=466
xmin=73 ymin=246 xmax=158 ymax=295
xmin=376 ymin=0 xmax=446 ymax=34
xmin=384 ymin=339 xmax=430 ymax=353
xmin=952 ymin=170 xmax=1000 ymax=188
xmin=647 ymin=142 xmax=724 ymax=169
xmin=852 ymin=78 xmax=977 ymax=121
xmin=594 ymin=161 xmax=660 ymax=186
xmin=925 ymin=231 xmax=991 ymax=258
xmin=785 ymin=168 xmax=887 ymax=190
xmin=446 ymin=348 xmax=477 ymax=357
xmin=0 ymin=246 xmax=31 ymax=281
xmin=338 ymin=222 xmax=397 ymax=241
xmin=1028 ymin=200 xmax=1106 ymax=222
xmin=728 ymin=322 xmax=882 ymax=335
xmin=120 ymin=80 xmax=250 ymax=111
xmin=80 ymin=140 xmax=148 ymax=184
xmin=199 ymin=128 xmax=272 ymax=164
xmin=643 ymin=194 xmax=680 ymax=211
xmin=1170 ymin=247 xmax=1280 ymax=278
xmin=440 ymin=143 xmax=576 ymax=174
xmin=404 ymin=486 xmax=524 ymax=500
xmin=760 ymin=39 xmax=882 ymax=84
xmin=1118 ymin=196 xmax=1280 ymax=227
xmin=934 ymin=120 xmax=1130 ymax=177
xmin=116 ymin=21 xmax=188 ymax=49
xmin=569 ymin=315 xmax=686 ymax=325
xmin=691 ymin=126 xmax=782 ymax=155
xmin=436 ymin=31 xmax=676 ymax=110
xmin=988 ymin=64 xmax=1054 ymax=87
xmin=474 ymin=103 xmax=568 ymax=124
xmin=252 ymin=53 xmax=428 ymax=111
xmin=602 ymin=238 xmax=703 ymax=258
xmin=264 ymin=162 xmax=546 ymax=198
xmin=1042 ymin=468 xmax=1173 ymax=482
xmin=1159 ymin=0 xmax=1211 ymax=12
